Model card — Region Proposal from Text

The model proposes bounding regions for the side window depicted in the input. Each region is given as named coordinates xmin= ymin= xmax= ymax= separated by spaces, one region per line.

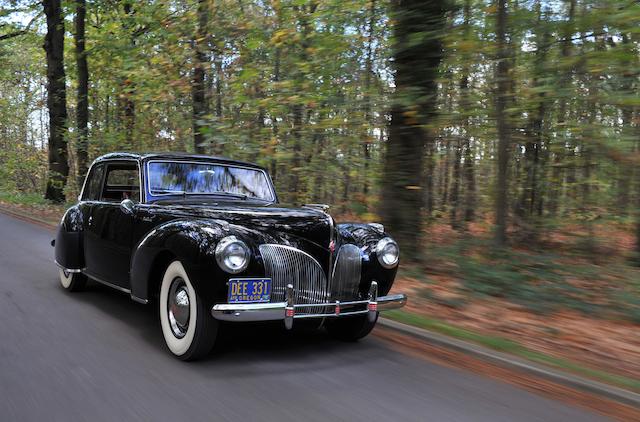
xmin=101 ymin=163 xmax=140 ymax=203
xmin=82 ymin=164 xmax=104 ymax=201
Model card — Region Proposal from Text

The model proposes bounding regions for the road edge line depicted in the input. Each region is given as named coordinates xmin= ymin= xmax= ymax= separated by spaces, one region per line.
xmin=0 ymin=205 xmax=57 ymax=230
xmin=378 ymin=317 xmax=640 ymax=408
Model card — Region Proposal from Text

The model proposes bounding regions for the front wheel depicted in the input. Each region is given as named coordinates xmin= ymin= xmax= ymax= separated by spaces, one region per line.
xmin=159 ymin=261 xmax=218 ymax=361
xmin=58 ymin=269 xmax=87 ymax=292
xmin=325 ymin=313 xmax=378 ymax=341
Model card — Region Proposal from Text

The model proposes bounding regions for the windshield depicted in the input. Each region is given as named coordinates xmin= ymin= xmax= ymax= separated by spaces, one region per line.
xmin=147 ymin=161 xmax=275 ymax=201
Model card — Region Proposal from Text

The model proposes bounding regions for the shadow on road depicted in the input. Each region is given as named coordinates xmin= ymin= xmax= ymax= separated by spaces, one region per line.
xmin=67 ymin=278 xmax=369 ymax=373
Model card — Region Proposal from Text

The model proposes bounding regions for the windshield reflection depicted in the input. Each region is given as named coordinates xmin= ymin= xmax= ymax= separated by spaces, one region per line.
xmin=148 ymin=161 xmax=275 ymax=201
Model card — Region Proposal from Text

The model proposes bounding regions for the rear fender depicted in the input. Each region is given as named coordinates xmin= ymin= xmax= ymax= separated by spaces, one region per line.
xmin=54 ymin=206 xmax=85 ymax=270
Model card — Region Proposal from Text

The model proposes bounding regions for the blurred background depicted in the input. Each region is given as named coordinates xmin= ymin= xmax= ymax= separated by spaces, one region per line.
xmin=1 ymin=0 xmax=639 ymax=400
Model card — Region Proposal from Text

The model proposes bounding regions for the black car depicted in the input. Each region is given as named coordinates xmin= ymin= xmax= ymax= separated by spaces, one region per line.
xmin=54 ymin=152 xmax=407 ymax=360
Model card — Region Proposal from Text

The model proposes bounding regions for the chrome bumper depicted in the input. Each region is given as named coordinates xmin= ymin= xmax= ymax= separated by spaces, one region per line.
xmin=211 ymin=281 xmax=407 ymax=330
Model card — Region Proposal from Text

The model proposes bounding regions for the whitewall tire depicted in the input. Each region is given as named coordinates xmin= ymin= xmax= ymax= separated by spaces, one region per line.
xmin=159 ymin=261 xmax=218 ymax=360
xmin=58 ymin=269 xmax=87 ymax=292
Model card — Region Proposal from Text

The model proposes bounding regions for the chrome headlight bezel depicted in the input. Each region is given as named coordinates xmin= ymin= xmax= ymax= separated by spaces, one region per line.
xmin=376 ymin=237 xmax=399 ymax=269
xmin=215 ymin=236 xmax=250 ymax=274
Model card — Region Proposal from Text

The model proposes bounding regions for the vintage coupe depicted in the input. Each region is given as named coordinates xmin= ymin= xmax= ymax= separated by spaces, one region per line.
xmin=54 ymin=153 xmax=407 ymax=360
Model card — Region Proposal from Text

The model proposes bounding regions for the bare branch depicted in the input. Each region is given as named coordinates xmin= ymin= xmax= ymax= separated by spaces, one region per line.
xmin=0 ymin=11 xmax=41 ymax=43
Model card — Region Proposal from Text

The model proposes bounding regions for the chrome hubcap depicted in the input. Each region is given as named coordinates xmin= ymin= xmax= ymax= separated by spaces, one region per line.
xmin=167 ymin=278 xmax=190 ymax=338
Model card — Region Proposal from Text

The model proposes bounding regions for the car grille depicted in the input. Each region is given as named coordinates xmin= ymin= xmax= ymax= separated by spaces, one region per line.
xmin=259 ymin=243 xmax=363 ymax=314
xmin=259 ymin=244 xmax=329 ymax=314
xmin=330 ymin=244 xmax=362 ymax=301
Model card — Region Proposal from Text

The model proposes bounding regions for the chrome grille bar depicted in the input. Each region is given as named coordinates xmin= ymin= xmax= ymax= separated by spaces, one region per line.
xmin=259 ymin=244 xmax=329 ymax=314
xmin=330 ymin=244 xmax=362 ymax=300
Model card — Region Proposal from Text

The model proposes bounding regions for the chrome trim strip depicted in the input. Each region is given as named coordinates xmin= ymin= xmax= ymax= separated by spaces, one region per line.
xmin=83 ymin=271 xmax=132 ymax=294
xmin=54 ymin=260 xmax=84 ymax=273
xmin=327 ymin=212 xmax=335 ymax=294
xmin=130 ymin=294 xmax=149 ymax=305
xmin=294 ymin=310 xmax=370 ymax=319
xmin=145 ymin=159 xmax=277 ymax=202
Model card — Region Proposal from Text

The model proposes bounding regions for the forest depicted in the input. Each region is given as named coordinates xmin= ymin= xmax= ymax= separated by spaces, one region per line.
xmin=2 ymin=0 xmax=640 ymax=390
xmin=0 ymin=0 xmax=639 ymax=264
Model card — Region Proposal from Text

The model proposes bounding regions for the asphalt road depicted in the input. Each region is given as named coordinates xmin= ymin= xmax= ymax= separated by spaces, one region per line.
xmin=0 ymin=211 xmax=610 ymax=422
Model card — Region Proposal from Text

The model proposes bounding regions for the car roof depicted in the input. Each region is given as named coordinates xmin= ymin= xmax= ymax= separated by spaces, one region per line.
xmin=92 ymin=152 xmax=265 ymax=171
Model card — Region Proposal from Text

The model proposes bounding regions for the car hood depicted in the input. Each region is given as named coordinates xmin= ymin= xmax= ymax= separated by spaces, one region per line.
xmin=147 ymin=201 xmax=334 ymax=255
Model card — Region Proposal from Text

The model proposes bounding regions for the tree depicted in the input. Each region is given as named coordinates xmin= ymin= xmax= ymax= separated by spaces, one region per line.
xmin=119 ymin=1 xmax=136 ymax=147
xmin=192 ymin=0 xmax=209 ymax=154
xmin=493 ymin=0 xmax=511 ymax=246
xmin=361 ymin=0 xmax=377 ymax=197
xmin=517 ymin=2 xmax=550 ymax=223
xmin=460 ymin=0 xmax=475 ymax=225
xmin=75 ymin=0 xmax=89 ymax=186
xmin=43 ymin=0 xmax=69 ymax=202
xmin=381 ymin=0 xmax=447 ymax=260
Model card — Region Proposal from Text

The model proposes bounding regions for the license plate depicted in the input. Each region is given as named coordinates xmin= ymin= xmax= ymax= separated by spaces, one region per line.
xmin=228 ymin=278 xmax=271 ymax=303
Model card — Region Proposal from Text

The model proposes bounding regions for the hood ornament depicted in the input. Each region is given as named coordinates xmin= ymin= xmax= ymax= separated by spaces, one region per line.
xmin=303 ymin=203 xmax=330 ymax=212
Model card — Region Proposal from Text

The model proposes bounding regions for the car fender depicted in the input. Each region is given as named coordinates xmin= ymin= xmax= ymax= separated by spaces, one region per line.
xmin=336 ymin=223 xmax=398 ymax=295
xmin=54 ymin=205 xmax=85 ymax=271
xmin=130 ymin=219 xmax=254 ymax=304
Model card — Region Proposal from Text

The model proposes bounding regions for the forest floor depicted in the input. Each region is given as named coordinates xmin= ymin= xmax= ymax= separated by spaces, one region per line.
xmin=389 ymin=220 xmax=640 ymax=392
xmin=3 ymin=194 xmax=639 ymax=393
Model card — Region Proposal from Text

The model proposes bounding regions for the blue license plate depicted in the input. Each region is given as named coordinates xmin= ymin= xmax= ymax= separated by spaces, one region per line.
xmin=228 ymin=278 xmax=271 ymax=303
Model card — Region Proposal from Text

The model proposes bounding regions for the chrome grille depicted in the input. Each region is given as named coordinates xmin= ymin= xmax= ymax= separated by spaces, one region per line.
xmin=259 ymin=244 xmax=329 ymax=313
xmin=330 ymin=244 xmax=362 ymax=300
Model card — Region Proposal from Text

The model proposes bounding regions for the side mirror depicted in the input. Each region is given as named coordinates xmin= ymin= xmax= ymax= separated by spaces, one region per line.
xmin=120 ymin=198 xmax=135 ymax=215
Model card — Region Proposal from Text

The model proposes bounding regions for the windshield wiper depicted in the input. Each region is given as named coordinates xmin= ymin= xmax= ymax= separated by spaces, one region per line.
xmin=153 ymin=189 xmax=187 ymax=197
xmin=208 ymin=192 xmax=249 ymax=200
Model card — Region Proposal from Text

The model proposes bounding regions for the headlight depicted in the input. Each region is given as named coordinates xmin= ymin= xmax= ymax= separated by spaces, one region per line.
xmin=376 ymin=237 xmax=399 ymax=269
xmin=215 ymin=236 xmax=250 ymax=274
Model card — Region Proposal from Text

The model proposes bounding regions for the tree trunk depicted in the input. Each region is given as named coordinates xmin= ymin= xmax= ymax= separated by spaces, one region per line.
xmin=425 ymin=141 xmax=435 ymax=217
xmin=549 ymin=0 xmax=576 ymax=216
xmin=460 ymin=0 xmax=475 ymax=224
xmin=494 ymin=0 xmax=511 ymax=246
xmin=450 ymin=139 xmax=461 ymax=229
xmin=289 ymin=3 xmax=316 ymax=204
xmin=75 ymin=0 xmax=89 ymax=187
xmin=362 ymin=0 xmax=376 ymax=196
xmin=269 ymin=44 xmax=280 ymax=181
xmin=121 ymin=2 xmax=136 ymax=147
xmin=43 ymin=0 xmax=69 ymax=203
xmin=192 ymin=0 xmax=209 ymax=154
xmin=519 ymin=3 xmax=550 ymax=219
xmin=634 ymin=110 xmax=640 ymax=263
xmin=441 ymin=141 xmax=449 ymax=209
xmin=381 ymin=0 xmax=447 ymax=260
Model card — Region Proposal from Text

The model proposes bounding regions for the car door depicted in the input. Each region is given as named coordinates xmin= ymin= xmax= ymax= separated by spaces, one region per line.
xmin=83 ymin=160 xmax=140 ymax=289
xmin=77 ymin=163 xmax=104 ymax=269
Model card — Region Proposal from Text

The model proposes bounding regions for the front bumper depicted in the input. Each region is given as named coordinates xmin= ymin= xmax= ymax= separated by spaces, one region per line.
xmin=211 ymin=281 xmax=407 ymax=329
